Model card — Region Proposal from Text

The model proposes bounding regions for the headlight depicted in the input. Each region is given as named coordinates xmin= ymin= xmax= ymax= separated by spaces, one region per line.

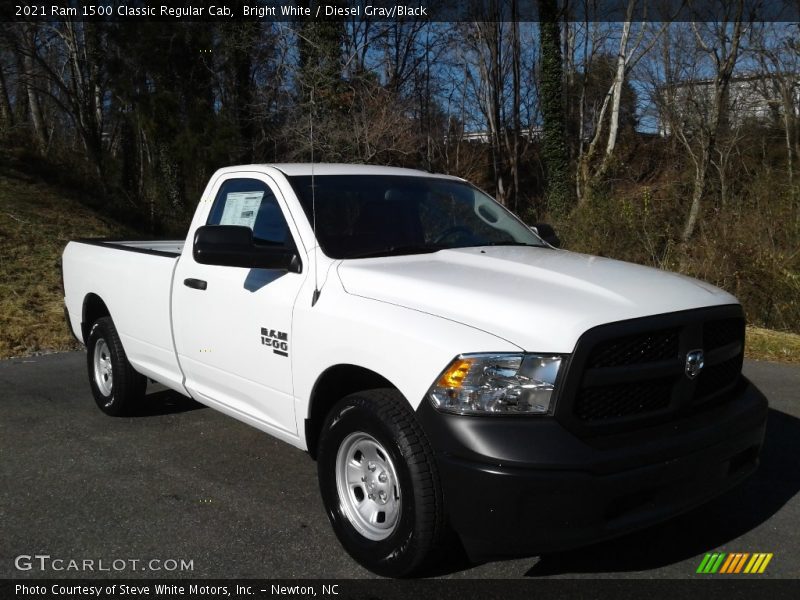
xmin=427 ymin=353 xmax=563 ymax=415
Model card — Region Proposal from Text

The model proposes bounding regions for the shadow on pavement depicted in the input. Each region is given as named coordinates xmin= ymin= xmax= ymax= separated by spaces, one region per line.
xmin=523 ymin=407 xmax=800 ymax=576
xmin=128 ymin=389 xmax=206 ymax=417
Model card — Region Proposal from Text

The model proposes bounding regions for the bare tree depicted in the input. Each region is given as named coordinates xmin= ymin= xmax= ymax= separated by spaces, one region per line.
xmin=460 ymin=1 xmax=530 ymax=209
xmin=468 ymin=17 xmax=510 ymax=205
xmin=710 ymin=124 xmax=745 ymax=210
xmin=657 ymin=2 xmax=747 ymax=241
xmin=506 ymin=8 xmax=522 ymax=212
xmin=0 ymin=58 xmax=12 ymax=131
xmin=14 ymin=24 xmax=47 ymax=152
xmin=11 ymin=21 xmax=109 ymax=176
xmin=577 ymin=0 xmax=669 ymax=202
xmin=441 ymin=56 xmax=487 ymax=181
xmin=349 ymin=81 xmax=420 ymax=164
xmin=751 ymin=22 xmax=800 ymax=197
xmin=376 ymin=17 xmax=427 ymax=93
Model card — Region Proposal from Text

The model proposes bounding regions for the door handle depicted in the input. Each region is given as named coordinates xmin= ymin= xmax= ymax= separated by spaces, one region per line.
xmin=183 ymin=278 xmax=207 ymax=290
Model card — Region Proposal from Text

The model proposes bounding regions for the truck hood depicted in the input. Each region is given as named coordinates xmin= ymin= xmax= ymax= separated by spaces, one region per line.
xmin=336 ymin=246 xmax=738 ymax=353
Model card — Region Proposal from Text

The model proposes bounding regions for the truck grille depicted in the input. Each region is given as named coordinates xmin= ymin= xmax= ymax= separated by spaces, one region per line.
xmin=557 ymin=306 xmax=745 ymax=436
xmin=574 ymin=378 xmax=673 ymax=421
xmin=703 ymin=317 xmax=743 ymax=351
xmin=694 ymin=354 xmax=742 ymax=402
xmin=587 ymin=328 xmax=679 ymax=368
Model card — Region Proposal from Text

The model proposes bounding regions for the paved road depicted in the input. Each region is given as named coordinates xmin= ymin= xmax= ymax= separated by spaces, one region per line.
xmin=1 ymin=353 xmax=798 ymax=579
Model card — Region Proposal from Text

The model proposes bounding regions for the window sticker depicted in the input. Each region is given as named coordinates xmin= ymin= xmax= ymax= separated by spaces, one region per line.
xmin=219 ymin=191 xmax=265 ymax=228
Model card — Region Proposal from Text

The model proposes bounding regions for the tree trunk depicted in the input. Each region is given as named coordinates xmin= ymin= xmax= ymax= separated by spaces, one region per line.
xmin=782 ymin=85 xmax=795 ymax=191
xmin=538 ymin=0 xmax=571 ymax=216
xmin=785 ymin=87 xmax=800 ymax=235
xmin=475 ymin=20 xmax=507 ymax=206
xmin=598 ymin=12 xmax=633 ymax=175
xmin=230 ymin=23 xmax=257 ymax=163
xmin=683 ymin=150 xmax=710 ymax=241
xmin=581 ymin=0 xmax=635 ymax=196
xmin=0 ymin=64 xmax=12 ymax=130
xmin=509 ymin=7 xmax=521 ymax=212
xmin=21 ymin=46 xmax=47 ymax=153
xmin=577 ymin=91 xmax=611 ymax=203
xmin=716 ymin=146 xmax=730 ymax=211
xmin=681 ymin=5 xmax=744 ymax=241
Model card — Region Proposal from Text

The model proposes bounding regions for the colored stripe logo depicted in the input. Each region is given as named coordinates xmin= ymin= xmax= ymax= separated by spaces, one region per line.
xmin=696 ymin=552 xmax=773 ymax=574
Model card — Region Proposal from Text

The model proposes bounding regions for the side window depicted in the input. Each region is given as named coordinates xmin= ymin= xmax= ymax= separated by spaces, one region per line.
xmin=207 ymin=178 xmax=291 ymax=246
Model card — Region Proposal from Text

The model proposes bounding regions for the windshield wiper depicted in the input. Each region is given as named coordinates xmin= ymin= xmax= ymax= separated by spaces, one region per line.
xmin=348 ymin=244 xmax=444 ymax=259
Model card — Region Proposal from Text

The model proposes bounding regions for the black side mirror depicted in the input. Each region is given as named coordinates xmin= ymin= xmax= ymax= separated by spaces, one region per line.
xmin=193 ymin=225 xmax=301 ymax=273
xmin=532 ymin=223 xmax=561 ymax=249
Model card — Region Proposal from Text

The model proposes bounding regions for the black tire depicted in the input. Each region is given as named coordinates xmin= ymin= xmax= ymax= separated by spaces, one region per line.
xmin=317 ymin=389 xmax=445 ymax=577
xmin=86 ymin=316 xmax=146 ymax=416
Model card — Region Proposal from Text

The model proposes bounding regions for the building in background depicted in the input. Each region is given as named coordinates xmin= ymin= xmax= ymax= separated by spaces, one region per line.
xmin=658 ymin=73 xmax=800 ymax=136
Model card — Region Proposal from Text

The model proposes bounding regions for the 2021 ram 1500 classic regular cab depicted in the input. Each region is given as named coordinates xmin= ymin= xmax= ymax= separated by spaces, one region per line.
xmin=62 ymin=164 xmax=768 ymax=576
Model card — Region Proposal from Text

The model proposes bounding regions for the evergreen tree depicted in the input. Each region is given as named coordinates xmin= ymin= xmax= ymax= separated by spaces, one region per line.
xmin=538 ymin=0 xmax=571 ymax=216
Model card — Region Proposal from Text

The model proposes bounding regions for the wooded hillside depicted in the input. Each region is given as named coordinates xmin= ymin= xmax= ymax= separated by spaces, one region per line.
xmin=1 ymin=3 xmax=798 ymax=334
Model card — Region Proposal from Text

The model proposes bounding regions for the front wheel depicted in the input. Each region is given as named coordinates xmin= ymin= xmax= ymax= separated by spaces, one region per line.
xmin=86 ymin=316 xmax=146 ymax=416
xmin=317 ymin=389 xmax=445 ymax=577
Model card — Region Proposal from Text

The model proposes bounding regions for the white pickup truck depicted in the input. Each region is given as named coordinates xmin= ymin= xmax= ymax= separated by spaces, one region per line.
xmin=62 ymin=164 xmax=767 ymax=576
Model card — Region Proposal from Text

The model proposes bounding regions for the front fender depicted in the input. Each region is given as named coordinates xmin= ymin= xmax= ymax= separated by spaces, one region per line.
xmin=291 ymin=279 xmax=521 ymax=447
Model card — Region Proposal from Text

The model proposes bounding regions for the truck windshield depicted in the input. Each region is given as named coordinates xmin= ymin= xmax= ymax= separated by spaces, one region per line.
xmin=288 ymin=175 xmax=545 ymax=259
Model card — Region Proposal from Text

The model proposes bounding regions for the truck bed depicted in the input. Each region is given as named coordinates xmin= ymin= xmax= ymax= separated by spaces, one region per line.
xmin=75 ymin=239 xmax=185 ymax=257
xmin=63 ymin=238 xmax=186 ymax=393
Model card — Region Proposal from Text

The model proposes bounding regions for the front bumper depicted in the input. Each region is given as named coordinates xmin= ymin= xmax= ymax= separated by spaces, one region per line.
xmin=416 ymin=378 xmax=768 ymax=559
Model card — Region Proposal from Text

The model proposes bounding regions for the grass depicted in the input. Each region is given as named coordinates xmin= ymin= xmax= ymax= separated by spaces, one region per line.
xmin=0 ymin=156 xmax=797 ymax=364
xmin=0 ymin=153 xmax=132 ymax=358
xmin=745 ymin=326 xmax=800 ymax=364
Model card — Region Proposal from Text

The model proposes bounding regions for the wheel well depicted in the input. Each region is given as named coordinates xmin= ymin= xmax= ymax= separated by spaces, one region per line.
xmin=305 ymin=365 xmax=395 ymax=459
xmin=81 ymin=294 xmax=110 ymax=343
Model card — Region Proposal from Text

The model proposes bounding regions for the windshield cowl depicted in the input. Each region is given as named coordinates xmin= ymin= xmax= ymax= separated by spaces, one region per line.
xmin=347 ymin=241 xmax=545 ymax=260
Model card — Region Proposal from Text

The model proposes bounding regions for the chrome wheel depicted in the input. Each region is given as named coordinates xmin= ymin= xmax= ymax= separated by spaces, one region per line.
xmin=93 ymin=338 xmax=113 ymax=397
xmin=335 ymin=432 xmax=401 ymax=541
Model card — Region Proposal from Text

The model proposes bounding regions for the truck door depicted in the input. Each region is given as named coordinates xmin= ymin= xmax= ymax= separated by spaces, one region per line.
xmin=172 ymin=174 xmax=306 ymax=436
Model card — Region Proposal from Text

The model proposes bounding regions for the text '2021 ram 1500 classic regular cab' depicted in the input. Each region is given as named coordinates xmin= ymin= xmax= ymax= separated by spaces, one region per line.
xmin=62 ymin=164 xmax=768 ymax=577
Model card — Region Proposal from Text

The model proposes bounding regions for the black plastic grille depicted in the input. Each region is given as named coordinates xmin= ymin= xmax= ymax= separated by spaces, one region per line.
xmin=694 ymin=355 xmax=743 ymax=401
xmin=703 ymin=318 xmax=744 ymax=351
xmin=563 ymin=309 xmax=746 ymax=432
xmin=587 ymin=328 xmax=680 ymax=368
xmin=575 ymin=379 xmax=672 ymax=421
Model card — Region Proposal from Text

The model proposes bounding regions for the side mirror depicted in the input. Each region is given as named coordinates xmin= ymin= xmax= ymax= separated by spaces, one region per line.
xmin=532 ymin=223 xmax=561 ymax=249
xmin=193 ymin=225 xmax=301 ymax=273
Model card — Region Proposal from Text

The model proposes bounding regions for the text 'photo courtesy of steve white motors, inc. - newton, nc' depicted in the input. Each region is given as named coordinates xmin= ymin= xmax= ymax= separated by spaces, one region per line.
xmin=13 ymin=583 xmax=341 ymax=597
xmin=12 ymin=2 xmax=430 ymax=19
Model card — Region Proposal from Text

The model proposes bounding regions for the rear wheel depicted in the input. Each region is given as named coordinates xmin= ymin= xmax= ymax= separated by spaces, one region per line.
xmin=317 ymin=389 xmax=445 ymax=577
xmin=86 ymin=316 xmax=146 ymax=416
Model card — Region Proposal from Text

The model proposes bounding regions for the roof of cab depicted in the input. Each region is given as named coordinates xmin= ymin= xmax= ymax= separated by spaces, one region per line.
xmin=218 ymin=163 xmax=464 ymax=180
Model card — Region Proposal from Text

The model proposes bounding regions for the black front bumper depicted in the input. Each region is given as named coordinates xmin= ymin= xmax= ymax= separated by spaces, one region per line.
xmin=416 ymin=378 xmax=768 ymax=559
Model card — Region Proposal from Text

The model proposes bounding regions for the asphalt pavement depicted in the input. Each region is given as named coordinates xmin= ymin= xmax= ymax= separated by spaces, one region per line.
xmin=1 ymin=352 xmax=798 ymax=579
